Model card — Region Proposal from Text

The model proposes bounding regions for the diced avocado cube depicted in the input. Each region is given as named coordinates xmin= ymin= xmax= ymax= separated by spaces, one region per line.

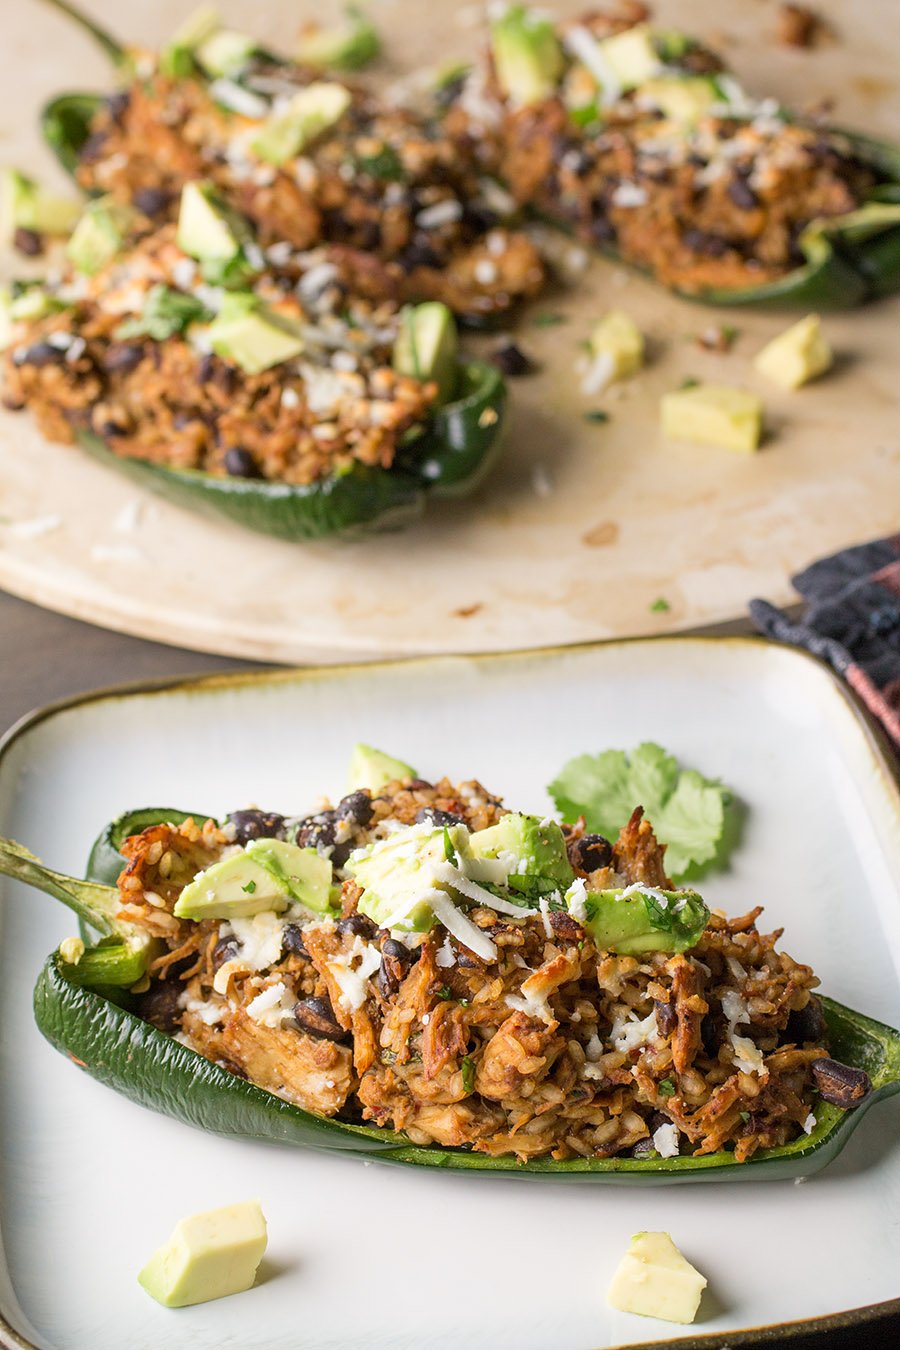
xmin=588 ymin=309 xmax=644 ymax=383
xmin=607 ymin=1231 xmax=707 ymax=1324
xmin=660 ymin=383 xmax=763 ymax=453
xmin=753 ymin=314 xmax=832 ymax=390
xmin=640 ymin=76 xmax=719 ymax=125
xmin=245 ymin=838 xmax=334 ymax=913
xmin=161 ymin=4 xmax=221 ymax=77
xmin=174 ymin=849 xmax=293 ymax=920
xmin=9 ymin=287 xmax=64 ymax=323
xmin=1 ymin=168 xmax=81 ymax=245
xmin=469 ymin=813 xmax=574 ymax=897
xmin=490 ymin=5 xmax=563 ymax=106
xmin=66 ymin=198 xmax=132 ymax=276
xmin=598 ymin=24 xmax=662 ymax=90
xmin=251 ymin=83 xmax=352 ymax=166
xmin=177 ymin=181 xmax=247 ymax=263
xmin=208 ymin=295 xmax=304 ymax=374
xmin=196 ymin=29 xmax=258 ymax=78
xmin=351 ymin=824 xmax=467 ymax=932
xmin=295 ymin=7 xmax=381 ymax=71
xmin=348 ymin=743 xmax=416 ymax=793
xmin=393 ymin=302 xmax=458 ymax=403
xmin=581 ymin=886 xmax=709 ymax=955
xmin=170 ymin=3 xmax=221 ymax=49
xmin=138 ymin=1200 xmax=267 ymax=1309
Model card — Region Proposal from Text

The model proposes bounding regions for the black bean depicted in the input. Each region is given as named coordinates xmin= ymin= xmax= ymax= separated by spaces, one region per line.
xmin=281 ymin=923 xmax=308 ymax=958
xmin=462 ymin=203 xmax=497 ymax=234
xmin=16 ymin=341 xmax=65 ymax=368
xmin=378 ymin=936 xmax=413 ymax=997
xmin=654 ymin=998 xmax=677 ymax=1038
xmin=133 ymin=186 xmax=172 ymax=218
xmin=336 ymin=791 xmax=373 ymax=827
xmin=811 ymin=1058 xmax=872 ymax=1109
xmin=226 ymin=809 xmax=286 ymax=844
xmin=296 ymin=814 xmax=337 ymax=851
xmin=293 ymin=996 xmax=347 ymax=1042
xmin=400 ymin=241 xmax=443 ymax=271
xmin=100 ymin=417 xmax=129 ymax=438
xmin=589 ymin=208 xmax=616 ymax=244
xmin=682 ymin=228 xmax=730 ymax=258
xmin=490 ymin=342 xmax=537 ymax=378
xmin=549 ymin=910 xmax=584 ymax=941
xmin=106 ymin=90 xmax=130 ymax=124
xmin=727 ymin=175 xmax=758 ymax=211
xmin=223 ymin=447 xmax=261 ymax=478
xmin=700 ymin=1012 xmax=719 ymax=1057
xmin=632 ymin=1136 xmax=656 ymax=1157
xmin=102 ymin=342 xmax=145 ymax=374
xmin=567 ymin=833 xmax=613 ymax=873
xmin=135 ymin=977 xmax=183 ymax=1033
xmin=406 ymin=778 xmax=433 ymax=791
xmin=337 ymin=913 xmax=377 ymax=939
xmin=786 ymin=995 xmax=827 ymax=1045
xmin=415 ymin=807 xmax=465 ymax=828
xmin=13 ymin=227 xmax=43 ymax=257
xmin=212 ymin=936 xmax=240 ymax=969
xmin=79 ymin=131 xmax=109 ymax=164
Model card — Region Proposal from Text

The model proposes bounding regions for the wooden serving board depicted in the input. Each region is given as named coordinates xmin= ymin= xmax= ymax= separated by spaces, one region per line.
xmin=0 ymin=0 xmax=898 ymax=663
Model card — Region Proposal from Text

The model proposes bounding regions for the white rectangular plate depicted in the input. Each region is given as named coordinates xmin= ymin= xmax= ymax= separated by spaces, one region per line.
xmin=1 ymin=638 xmax=899 ymax=1350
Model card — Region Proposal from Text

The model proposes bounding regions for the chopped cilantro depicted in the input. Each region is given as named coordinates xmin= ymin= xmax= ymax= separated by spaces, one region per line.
xmin=548 ymin=742 xmax=732 ymax=879
xmin=461 ymin=1055 xmax=476 ymax=1093
xmin=679 ymin=375 xmax=700 ymax=390
xmin=116 ymin=285 xmax=211 ymax=341
xmin=532 ymin=311 xmax=565 ymax=327
xmin=584 ymin=409 xmax=610 ymax=423
xmin=437 ymin=986 xmax=452 ymax=1000
xmin=740 ymin=1110 xmax=751 ymax=1122
xmin=241 ymin=879 xmax=257 ymax=895
xmin=650 ymin=596 xmax=671 ymax=613
xmin=443 ymin=827 xmax=457 ymax=865
xmin=658 ymin=1078 xmax=675 ymax=1097
xmin=352 ymin=144 xmax=405 ymax=181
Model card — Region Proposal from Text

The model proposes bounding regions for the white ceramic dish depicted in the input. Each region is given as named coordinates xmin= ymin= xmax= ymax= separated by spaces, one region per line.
xmin=1 ymin=638 xmax=899 ymax=1350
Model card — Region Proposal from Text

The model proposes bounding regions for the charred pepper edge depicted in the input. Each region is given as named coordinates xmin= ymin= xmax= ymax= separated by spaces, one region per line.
xmin=13 ymin=804 xmax=899 ymax=1181
xmin=68 ymin=360 xmax=505 ymax=540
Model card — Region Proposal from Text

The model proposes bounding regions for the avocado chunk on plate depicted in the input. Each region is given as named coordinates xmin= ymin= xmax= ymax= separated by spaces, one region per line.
xmin=295 ymin=8 xmax=381 ymax=71
xmin=207 ymin=294 xmax=305 ymax=374
xmin=174 ymin=839 xmax=333 ymax=920
xmin=251 ymin=83 xmax=352 ymax=166
xmin=347 ymin=743 xmax=416 ymax=793
xmin=490 ymin=5 xmax=564 ymax=106
xmin=393 ymin=303 xmax=459 ymax=403
xmin=469 ymin=813 xmax=575 ymax=895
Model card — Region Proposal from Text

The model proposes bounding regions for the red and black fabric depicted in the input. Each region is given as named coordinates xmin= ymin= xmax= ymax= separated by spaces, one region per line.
xmin=750 ymin=533 xmax=900 ymax=749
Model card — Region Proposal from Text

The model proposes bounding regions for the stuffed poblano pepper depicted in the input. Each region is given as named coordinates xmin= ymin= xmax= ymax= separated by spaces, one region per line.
xmin=0 ymin=172 xmax=506 ymax=539
xmin=33 ymin=0 xmax=545 ymax=326
xmin=441 ymin=5 xmax=900 ymax=308
xmin=1 ymin=743 xmax=897 ymax=1182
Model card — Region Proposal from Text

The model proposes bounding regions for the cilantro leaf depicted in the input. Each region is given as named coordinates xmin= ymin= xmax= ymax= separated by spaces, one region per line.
xmin=547 ymin=741 xmax=731 ymax=879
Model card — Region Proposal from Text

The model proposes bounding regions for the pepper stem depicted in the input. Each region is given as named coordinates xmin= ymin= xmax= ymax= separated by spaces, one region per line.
xmin=39 ymin=0 xmax=128 ymax=70
xmin=0 ymin=836 xmax=124 ymax=936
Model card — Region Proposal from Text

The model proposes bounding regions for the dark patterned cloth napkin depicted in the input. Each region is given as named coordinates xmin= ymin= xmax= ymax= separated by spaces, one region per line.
xmin=750 ymin=534 xmax=900 ymax=750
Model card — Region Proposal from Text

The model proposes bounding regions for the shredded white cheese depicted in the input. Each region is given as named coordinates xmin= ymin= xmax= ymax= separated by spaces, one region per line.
xmin=246 ymin=981 xmax=295 ymax=1027
xmin=435 ymin=936 xmax=456 ymax=969
xmin=429 ymin=891 xmax=498 ymax=963
xmin=565 ymin=878 xmax=589 ymax=924
xmin=652 ymin=1122 xmax=680 ymax=1159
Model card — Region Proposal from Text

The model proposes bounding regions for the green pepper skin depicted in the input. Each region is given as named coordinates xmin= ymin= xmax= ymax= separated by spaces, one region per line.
xmin=70 ymin=362 xmax=505 ymax=540
xmin=32 ymin=953 xmax=900 ymax=1182
xmin=18 ymin=806 xmax=887 ymax=1180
